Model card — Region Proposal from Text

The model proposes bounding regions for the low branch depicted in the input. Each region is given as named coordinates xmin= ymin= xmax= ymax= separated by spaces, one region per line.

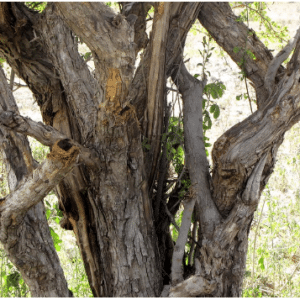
xmin=0 ymin=139 xmax=79 ymax=243
xmin=0 ymin=111 xmax=100 ymax=169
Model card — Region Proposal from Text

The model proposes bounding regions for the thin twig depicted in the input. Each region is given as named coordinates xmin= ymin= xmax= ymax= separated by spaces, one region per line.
xmin=245 ymin=77 xmax=253 ymax=113
xmin=163 ymin=201 xmax=201 ymax=249
xmin=9 ymin=69 xmax=15 ymax=91
xmin=244 ymin=6 xmax=253 ymax=113
xmin=232 ymin=3 xmax=288 ymax=43
xmin=188 ymin=220 xmax=198 ymax=266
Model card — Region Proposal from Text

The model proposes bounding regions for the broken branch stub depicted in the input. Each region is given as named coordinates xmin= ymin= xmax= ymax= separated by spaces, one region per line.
xmin=47 ymin=139 xmax=80 ymax=168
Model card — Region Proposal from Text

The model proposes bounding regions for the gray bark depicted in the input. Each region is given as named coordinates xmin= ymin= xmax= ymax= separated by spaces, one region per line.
xmin=0 ymin=67 xmax=73 ymax=297
xmin=1 ymin=1 xmax=300 ymax=298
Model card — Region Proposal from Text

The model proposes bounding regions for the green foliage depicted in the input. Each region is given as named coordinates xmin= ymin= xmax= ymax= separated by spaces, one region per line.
xmin=232 ymin=2 xmax=289 ymax=45
xmin=49 ymin=227 xmax=62 ymax=251
xmin=105 ymin=2 xmax=120 ymax=12
xmin=0 ymin=248 xmax=29 ymax=297
xmin=202 ymin=82 xmax=225 ymax=155
xmin=25 ymin=2 xmax=47 ymax=12
xmin=243 ymin=123 xmax=300 ymax=297
xmin=0 ymin=57 xmax=5 ymax=67
xmin=83 ymin=52 xmax=92 ymax=61
xmin=166 ymin=117 xmax=184 ymax=173
xmin=195 ymin=36 xmax=226 ymax=156
xmin=29 ymin=137 xmax=50 ymax=163
xmin=142 ymin=136 xmax=151 ymax=151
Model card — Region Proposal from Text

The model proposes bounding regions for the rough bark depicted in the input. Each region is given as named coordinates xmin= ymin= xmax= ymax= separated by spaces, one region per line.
xmin=1 ymin=2 xmax=161 ymax=296
xmin=120 ymin=2 xmax=152 ymax=56
xmin=167 ymin=7 xmax=300 ymax=297
xmin=2 ymin=1 xmax=300 ymax=298
xmin=0 ymin=67 xmax=73 ymax=297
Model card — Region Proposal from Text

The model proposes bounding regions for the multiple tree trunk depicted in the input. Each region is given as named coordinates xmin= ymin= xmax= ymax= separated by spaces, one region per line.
xmin=0 ymin=2 xmax=300 ymax=297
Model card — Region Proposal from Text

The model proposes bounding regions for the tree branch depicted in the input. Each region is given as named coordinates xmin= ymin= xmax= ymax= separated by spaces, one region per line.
xmin=0 ymin=139 xmax=80 ymax=243
xmin=36 ymin=4 xmax=98 ymax=144
xmin=265 ymin=27 xmax=300 ymax=96
xmin=125 ymin=2 xmax=203 ymax=189
xmin=170 ymin=62 xmax=221 ymax=284
xmin=198 ymin=2 xmax=284 ymax=108
xmin=0 ymin=65 xmax=72 ymax=297
xmin=172 ymin=63 xmax=221 ymax=237
xmin=0 ymin=110 xmax=100 ymax=169
xmin=120 ymin=2 xmax=153 ymax=55
xmin=212 ymin=36 xmax=300 ymax=217
xmin=55 ymin=2 xmax=136 ymax=96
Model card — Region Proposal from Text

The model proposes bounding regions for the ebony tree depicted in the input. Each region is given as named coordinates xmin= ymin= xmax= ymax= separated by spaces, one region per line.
xmin=0 ymin=2 xmax=299 ymax=297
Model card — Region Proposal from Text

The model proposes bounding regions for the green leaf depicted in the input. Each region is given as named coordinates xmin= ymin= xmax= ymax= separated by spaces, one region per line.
xmin=213 ymin=105 xmax=220 ymax=119
xmin=258 ymin=256 xmax=265 ymax=270
xmin=0 ymin=57 xmax=5 ymax=67
xmin=49 ymin=227 xmax=62 ymax=251
xmin=194 ymin=74 xmax=200 ymax=78
xmin=233 ymin=46 xmax=241 ymax=54
xmin=46 ymin=209 xmax=51 ymax=220
xmin=83 ymin=52 xmax=92 ymax=60
xmin=210 ymin=104 xmax=217 ymax=113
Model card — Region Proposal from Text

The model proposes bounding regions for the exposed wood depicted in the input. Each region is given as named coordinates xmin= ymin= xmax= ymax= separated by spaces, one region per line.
xmin=56 ymin=2 xmax=136 ymax=96
xmin=125 ymin=2 xmax=203 ymax=189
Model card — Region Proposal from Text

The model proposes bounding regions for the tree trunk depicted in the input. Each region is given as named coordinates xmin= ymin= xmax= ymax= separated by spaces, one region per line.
xmin=1 ymin=1 xmax=300 ymax=297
